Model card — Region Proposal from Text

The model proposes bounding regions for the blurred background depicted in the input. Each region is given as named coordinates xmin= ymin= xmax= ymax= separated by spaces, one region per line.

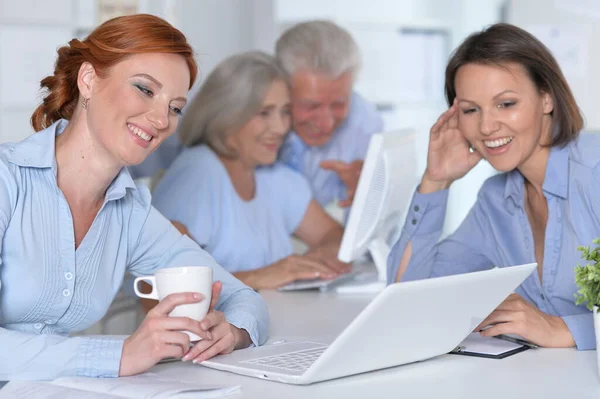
xmin=2 ymin=0 xmax=597 ymax=334
xmin=1 ymin=0 xmax=597 ymax=237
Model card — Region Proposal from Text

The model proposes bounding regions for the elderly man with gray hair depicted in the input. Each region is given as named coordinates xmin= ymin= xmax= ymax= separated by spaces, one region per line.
xmin=276 ymin=20 xmax=384 ymax=210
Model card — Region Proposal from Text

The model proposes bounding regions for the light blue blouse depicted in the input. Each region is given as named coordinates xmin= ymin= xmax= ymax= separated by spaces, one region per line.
xmin=0 ymin=121 xmax=269 ymax=380
xmin=278 ymin=91 xmax=384 ymax=207
xmin=387 ymin=133 xmax=600 ymax=350
xmin=152 ymin=145 xmax=312 ymax=273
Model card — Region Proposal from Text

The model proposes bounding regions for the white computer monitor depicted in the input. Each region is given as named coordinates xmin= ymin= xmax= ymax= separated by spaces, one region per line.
xmin=337 ymin=129 xmax=419 ymax=293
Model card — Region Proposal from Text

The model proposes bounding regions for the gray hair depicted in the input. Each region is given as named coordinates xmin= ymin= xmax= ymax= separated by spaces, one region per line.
xmin=275 ymin=20 xmax=361 ymax=81
xmin=178 ymin=51 xmax=287 ymax=157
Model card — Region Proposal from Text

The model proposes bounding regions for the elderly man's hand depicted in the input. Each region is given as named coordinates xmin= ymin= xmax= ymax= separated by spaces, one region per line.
xmin=320 ymin=159 xmax=363 ymax=207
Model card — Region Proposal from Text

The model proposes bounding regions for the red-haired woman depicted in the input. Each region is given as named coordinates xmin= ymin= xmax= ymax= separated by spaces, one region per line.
xmin=0 ymin=14 xmax=268 ymax=380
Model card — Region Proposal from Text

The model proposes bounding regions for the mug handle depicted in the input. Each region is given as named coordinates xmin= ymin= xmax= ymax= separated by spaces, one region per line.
xmin=133 ymin=276 xmax=159 ymax=300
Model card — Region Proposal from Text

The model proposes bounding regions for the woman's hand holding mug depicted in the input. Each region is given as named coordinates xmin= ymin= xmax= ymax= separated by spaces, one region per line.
xmin=120 ymin=266 xmax=215 ymax=376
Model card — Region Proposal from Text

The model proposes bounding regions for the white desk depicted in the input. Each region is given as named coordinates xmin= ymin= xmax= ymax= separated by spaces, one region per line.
xmin=152 ymin=290 xmax=600 ymax=398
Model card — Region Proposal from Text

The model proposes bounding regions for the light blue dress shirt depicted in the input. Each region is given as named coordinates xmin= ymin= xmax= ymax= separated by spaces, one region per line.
xmin=0 ymin=120 xmax=269 ymax=381
xmin=152 ymin=145 xmax=312 ymax=273
xmin=387 ymin=133 xmax=600 ymax=350
xmin=276 ymin=91 xmax=384 ymax=208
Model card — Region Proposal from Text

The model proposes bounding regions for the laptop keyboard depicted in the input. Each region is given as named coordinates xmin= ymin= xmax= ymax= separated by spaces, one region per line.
xmin=240 ymin=347 xmax=327 ymax=372
xmin=278 ymin=272 xmax=357 ymax=292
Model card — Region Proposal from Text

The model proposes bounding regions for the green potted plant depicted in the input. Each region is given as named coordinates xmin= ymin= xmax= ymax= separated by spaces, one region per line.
xmin=574 ymin=238 xmax=600 ymax=366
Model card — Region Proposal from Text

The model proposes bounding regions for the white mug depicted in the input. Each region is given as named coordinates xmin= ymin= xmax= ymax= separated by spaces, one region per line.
xmin=133 ymin=266 xmax=213 ymax=341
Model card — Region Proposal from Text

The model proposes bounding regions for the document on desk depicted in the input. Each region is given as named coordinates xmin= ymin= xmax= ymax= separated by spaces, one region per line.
xmin=450 ymin=333 xmax=530 ymax=359
xmin=0 ymin=372 xmax=240 ymax=399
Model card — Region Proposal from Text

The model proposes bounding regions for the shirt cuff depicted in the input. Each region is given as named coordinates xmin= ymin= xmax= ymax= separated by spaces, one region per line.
xmin=562 ymin=313 xmax=595 ymax=350
xmin=75 ymin=336 xmax=126 ymax=377
xmin=402 ymin=188 xmax=449 ymax=237
xmin=225 ymin=311 xmax=261 ymax=347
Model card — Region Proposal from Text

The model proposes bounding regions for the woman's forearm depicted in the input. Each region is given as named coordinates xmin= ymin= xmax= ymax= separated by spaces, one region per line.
xmin=312 ymin=224 xmax=343 ymax=250
xmin=233 ymin=269 xmax=265 ymax=290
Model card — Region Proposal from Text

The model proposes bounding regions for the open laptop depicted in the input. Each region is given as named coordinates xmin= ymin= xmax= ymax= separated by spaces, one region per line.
xmin=201 ymin=263 xmax=536 ymax=384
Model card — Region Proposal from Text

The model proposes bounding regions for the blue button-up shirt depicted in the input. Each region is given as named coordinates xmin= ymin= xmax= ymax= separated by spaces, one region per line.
xmin=278 ymin=91 xmax=384 ymax=207
xmin=0 ymin=120 xmax=269 ymax=380
xmin=152 ymin=145 xmax=313 ymax=273
xmin=387 ymin=133 xmax=600 ymax=350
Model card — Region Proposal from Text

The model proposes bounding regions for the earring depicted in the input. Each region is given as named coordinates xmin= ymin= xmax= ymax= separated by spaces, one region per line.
xmin=468 ymin=144 xmax=475 ymax=153
xmin=82 ymin=97 xmax=89 ymax=109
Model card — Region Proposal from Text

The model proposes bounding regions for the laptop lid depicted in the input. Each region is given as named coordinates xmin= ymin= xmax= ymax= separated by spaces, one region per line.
xmin=201 ymin=264 xmax=536 ymax=384
xmin=303 ymin=263 xmax=536 ymax=383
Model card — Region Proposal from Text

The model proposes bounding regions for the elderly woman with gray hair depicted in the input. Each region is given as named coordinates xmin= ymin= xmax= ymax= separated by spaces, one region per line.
xmin=151 ymin=51 xmax=351 ymax=290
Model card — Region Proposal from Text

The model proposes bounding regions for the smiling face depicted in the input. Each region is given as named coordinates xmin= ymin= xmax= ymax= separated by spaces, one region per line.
xmin=455 ymin=62 xmax=554 ymax=172
xmin=225 ymin=79 xmax=291 ymax=167
xmin=289 ymin=70 xmax=352 ymax=147
xmin=80 ymin=52 xmax=190 ymax=167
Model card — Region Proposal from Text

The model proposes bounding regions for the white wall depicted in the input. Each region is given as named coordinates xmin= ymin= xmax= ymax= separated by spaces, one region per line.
xmin=506 ymin=0 xmax=600 ymax=133
xmin=175 ymin=0 xmax=277 ymax=88
xmin=177 ymin=0 xmax=255 ymax=83
xmin=0 ymin=0 xmax=74 ymax=143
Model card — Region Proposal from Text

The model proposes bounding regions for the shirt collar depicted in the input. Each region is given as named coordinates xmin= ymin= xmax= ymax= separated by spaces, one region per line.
xmin=504 ymin=168 xmax=524 ymax=207
xmin=504 ymin=143 xmax=570 ymax=204
xmin=105 ymin=167 xmax=137 ymax=202
xmin=8 ymin=119 xmax=136 ymax=201
xmin=7 ymin=119 xmax=65 ymax=168
xmin=542 ymin=144 xmax=569 ymax=199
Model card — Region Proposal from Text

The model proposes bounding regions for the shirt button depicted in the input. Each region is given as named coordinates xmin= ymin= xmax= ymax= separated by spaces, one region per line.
xmin=34 ymin=323 xmax=43 ymax=329
xmin=413 ymin=205 xmax=420 ymax=212
xmin=62 ymin=289 xmax=71 ymax=297
xmin=65 ymin=272 xmax=73 ymax=280
xmin=411 ymin=219 xmax=417 ymax=225
xmin=45 ymin=319 xmax=53 ymax=324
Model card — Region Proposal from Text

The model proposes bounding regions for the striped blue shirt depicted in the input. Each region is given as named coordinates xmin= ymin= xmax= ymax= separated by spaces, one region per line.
xmin=152 ymin=145 xmax=312 ymax=272
xmin=0 ymin=120 xmax=269 ymax=380
xmin=278 ymin=91 xmax=384 ymax=207
xmin=387 ymin=133 xmax=600 ymax=350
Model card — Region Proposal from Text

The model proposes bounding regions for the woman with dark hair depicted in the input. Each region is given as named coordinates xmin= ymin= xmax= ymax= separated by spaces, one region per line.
xmin=0 ymin=14 xmax=268 ymax=380
xmin=388 ymin=23 xmax=599 ymax=349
